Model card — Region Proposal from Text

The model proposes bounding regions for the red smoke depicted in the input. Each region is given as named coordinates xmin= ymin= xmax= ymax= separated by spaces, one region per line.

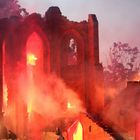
xmin=2 ymin=32 xmax=85 ymax=139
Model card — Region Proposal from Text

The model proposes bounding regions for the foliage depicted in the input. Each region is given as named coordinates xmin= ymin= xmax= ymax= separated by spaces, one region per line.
xmin=0 ymin=0 xmax=29 ymax=18
xmin=104 ymin=42 xmax=140 ymax=86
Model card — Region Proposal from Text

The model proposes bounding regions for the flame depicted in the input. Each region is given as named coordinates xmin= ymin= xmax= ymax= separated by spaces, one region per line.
xmin=27 ymin=53 xmax=37 ymax=66
xmin=27 ymin=100 xmax=32 ymax=114
xmin=67 ymin=102 xmax=74 ymax=109
xmin=3 ymin=83 xmax=8 ymax=112
xmin=27 ymin=100 xmax=33 ymax=121
xmin=2 ymin=41 xmax=8 ymax=112
xmin=26 ymin=53 xmax=36 ymax=120
xmin=73 ymin=122 xmax=83 ymax=140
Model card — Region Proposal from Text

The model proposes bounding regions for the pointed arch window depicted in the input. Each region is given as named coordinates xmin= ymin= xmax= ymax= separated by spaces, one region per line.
xmin=26 ymin=32 xmax=43 ymax=70
xmin=67 ymin=38 xmax=78 ymax=65
xmin=61 ymin=32 xmax=84 ymax=70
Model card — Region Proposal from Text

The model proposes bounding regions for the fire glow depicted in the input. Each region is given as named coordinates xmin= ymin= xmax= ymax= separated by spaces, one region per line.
xmin=73 ymin=122 xmax=83 ymax=140
xmin=67 ymin=102 xmax=75 ymax=109
xmin=2 ymin=31 xmax=84 ymax=140
xmin=27 ymin=53 xmax=37 ymax=66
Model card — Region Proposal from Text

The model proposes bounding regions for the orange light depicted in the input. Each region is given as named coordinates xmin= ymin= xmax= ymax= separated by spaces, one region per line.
xmin=2 ymin=41 xmax=8 ymax=112
xmin=27 ymin=53 xmax=37 ymax=66
xmin=27 ymin=101 xmax=32 ymax=113
xmin=3 ymin=83 xmax=8 ymax=111
xmin=67 ymin=102 xmax=74 ymax=109
xmin=27 ymin=100 xmax=33 ymax=121
xmin=73 ymin=122 xmax=83 ymax=140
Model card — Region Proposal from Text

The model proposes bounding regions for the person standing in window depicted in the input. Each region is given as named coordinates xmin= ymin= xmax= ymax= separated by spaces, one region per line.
xmin=68 ymin=38 xmax=77 ymax=65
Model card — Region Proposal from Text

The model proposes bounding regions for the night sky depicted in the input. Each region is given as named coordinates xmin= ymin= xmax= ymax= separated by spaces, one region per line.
xmin=19 ymin=0 xmax=140 ymax=65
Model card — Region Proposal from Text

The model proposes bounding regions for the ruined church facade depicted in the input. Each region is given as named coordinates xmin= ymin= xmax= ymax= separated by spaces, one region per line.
xmin=0 ymin=6 xmax=104 ymax=134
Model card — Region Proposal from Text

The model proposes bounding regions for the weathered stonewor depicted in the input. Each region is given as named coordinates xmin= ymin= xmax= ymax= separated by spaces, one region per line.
xmin=0 ymin=6 xmax=104 ymax=137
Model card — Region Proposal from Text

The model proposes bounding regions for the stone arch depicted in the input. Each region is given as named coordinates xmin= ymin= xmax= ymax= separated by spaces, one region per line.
xmin=26 ymin=32 xmax=43 ymax=69
xmin=60 ymin=29 xmax=85 ymax=69
xmin=24 ymin=27 xmax=50 ymax=73
xmin=57 ymin=29 xmax=85 ymax=100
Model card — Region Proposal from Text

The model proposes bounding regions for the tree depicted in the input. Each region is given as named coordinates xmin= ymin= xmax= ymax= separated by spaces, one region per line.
xmin=0 ymin=0 xmax=28 ymax=18
xmin=104 ymin=42 xmax=140 ymax=87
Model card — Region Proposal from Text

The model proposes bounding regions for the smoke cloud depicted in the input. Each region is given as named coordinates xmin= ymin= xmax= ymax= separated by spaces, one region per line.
xmin=4 ymin=64 xmax=85 ymax=139
xmin=103 ymin=82 xmax=140 ymax=139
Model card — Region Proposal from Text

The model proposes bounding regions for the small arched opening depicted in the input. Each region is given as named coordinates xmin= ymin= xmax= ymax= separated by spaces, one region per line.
xmin=60 ymin=30 xmax=85 ymax=74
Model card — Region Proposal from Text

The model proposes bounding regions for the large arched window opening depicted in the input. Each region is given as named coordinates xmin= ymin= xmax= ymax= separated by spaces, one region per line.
xmin=26 ymin=32 xmax=43 ymax=73
xmin=25 ymin=31 xmax=50 ymax=74
xmin=25 ymin=32 xmax=50 ymax=118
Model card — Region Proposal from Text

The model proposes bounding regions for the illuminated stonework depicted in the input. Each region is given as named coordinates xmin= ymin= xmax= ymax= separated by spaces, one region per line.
xmin=0 ymin=6 xmax=104 ymax=137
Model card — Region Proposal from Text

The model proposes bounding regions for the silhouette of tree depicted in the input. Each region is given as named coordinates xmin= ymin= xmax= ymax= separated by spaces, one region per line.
xmin=0 ymin=0 xmax=29 ymax=18
xmin=104 ymin=42 xmax=140 ymax=87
